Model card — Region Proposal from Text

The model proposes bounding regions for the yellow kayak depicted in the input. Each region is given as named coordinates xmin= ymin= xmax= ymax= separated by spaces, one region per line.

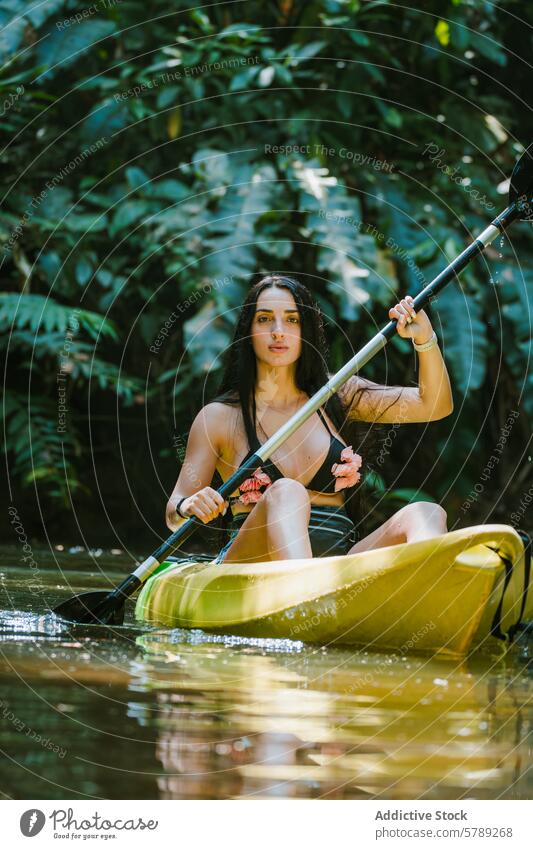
xmin=134 ymin=524 xmax=532 ymax=657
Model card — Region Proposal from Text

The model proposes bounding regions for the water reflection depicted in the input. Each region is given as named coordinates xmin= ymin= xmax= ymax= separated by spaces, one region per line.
xmin=132 ymin=630 xmax=531 ymax=799
xmin=0 ymin=552 xmax=531 ymax=799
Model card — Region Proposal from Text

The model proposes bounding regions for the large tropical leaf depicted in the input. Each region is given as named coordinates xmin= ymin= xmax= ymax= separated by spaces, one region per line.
xmin=0 ymin=4 xmax=27 ymax=62
xmin=0 ymin=293 xmax=118 ymax=341
xmin=35 ymin=19 xmax=116 ymax=81
xmin=201 ymin=161 xmax=279 ymax=281
xmin=183 ymin=299 xmax=229 ymax=376
xmin=3 ymin=390 xmax=84 ymax=502
xmin=497 ymin=262 xmax=533 ymax=415
xmin=82 ymin=97 xmax=131 ymax=142
xmin=303 ymin=174 xmax=398 ymax=320
xmin=110 ymin=200 xmax=154 ymax=238
xmin=429 ymin=283 xmax=488 ymax=394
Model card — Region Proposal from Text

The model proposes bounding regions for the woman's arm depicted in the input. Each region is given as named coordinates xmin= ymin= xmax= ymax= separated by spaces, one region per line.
xmin=336 ymin=294 xmax=454 ymax=425
xmin=165 ymin=403 xmax=227 ymax=531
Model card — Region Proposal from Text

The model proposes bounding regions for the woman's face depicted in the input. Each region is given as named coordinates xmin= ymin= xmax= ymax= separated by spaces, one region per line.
xmin=250 ymin=286 xmax=302 ymax=367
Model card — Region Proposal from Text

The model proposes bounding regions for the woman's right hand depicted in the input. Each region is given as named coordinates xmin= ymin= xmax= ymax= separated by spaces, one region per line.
xmin=179 ymin=487 xmax=229 ymax=523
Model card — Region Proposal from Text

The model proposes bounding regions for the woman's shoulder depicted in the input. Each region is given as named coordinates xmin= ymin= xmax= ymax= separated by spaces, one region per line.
xmin=188 ymin=402 xmax=240 ymax=458
xmin=199 ymin=400 xmax=241 ymax=436
xmin=199 ymin=400 xmax=238 ymax=424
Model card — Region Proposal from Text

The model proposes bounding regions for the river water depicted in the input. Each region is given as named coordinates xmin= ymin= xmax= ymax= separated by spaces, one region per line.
xmin=1 ymin=546 xmax=531 ymax=800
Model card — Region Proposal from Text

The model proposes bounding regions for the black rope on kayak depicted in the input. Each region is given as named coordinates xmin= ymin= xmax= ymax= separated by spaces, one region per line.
xmin=490 ymin=554 xmax=514 ymax=642
xmin=508 ymin=529 xmax=532 ymax=641
xmin=489 ymin=529 xmax=532 ymax=642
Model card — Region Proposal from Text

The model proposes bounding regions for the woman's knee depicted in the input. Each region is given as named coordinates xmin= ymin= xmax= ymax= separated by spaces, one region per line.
xmin=399 ymin=501 xmax=447 ymax=524
xmin=263 ymin=478 xmax=310 ymax=514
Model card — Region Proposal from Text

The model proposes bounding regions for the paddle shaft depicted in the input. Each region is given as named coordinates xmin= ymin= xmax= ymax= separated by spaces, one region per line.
xmin=98 ymin=197 xmax=526 ymax=608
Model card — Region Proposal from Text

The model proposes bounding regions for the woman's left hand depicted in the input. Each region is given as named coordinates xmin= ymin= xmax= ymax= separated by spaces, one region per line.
xmin=388 ymin=294 xmax=433 ymax=344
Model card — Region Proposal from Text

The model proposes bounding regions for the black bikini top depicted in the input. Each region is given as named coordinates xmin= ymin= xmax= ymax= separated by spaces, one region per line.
xmin=240 ymin=407 xmax=350 ymax=494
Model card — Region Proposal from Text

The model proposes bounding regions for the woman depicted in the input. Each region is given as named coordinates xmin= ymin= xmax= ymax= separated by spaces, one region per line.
xmin=166 ymin=274 xmax=453 ymax=564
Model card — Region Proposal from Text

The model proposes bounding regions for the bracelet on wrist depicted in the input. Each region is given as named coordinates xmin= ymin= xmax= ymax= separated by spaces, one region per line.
xmin=412 ymin=331 xmax=438 ymax=352
xmin=175 ymin=496 xmax=189 ymax=518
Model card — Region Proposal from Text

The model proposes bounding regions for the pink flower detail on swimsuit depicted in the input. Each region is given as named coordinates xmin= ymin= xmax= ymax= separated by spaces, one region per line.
xmin=331 ymin=445 xmax=362 ymax=492
xmin=238 ymin=468 xmax=272 ymax=504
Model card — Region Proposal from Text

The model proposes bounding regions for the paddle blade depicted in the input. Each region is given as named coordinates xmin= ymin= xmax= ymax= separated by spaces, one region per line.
xmin=53 ymin=590 xmax=125 ymax=625
xmin=509 ymin=144 xmax=533 ymax=220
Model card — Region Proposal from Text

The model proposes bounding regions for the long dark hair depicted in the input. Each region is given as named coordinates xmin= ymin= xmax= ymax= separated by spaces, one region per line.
xmin=212 ymin=274 xmax=400 ymax=537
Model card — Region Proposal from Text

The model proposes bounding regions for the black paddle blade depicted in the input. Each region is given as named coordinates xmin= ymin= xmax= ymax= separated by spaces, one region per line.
xmin=509 ymin=144 xmax=533 ymax=220
xmin=53 ymin=590 xmax=125 ymax=625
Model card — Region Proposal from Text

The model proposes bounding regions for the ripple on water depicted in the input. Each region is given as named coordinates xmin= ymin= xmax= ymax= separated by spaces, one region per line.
xmin=0 ymin=609 xmax=68 ymax=640
xmin=140 ymin=628 xmax=306 ymax=653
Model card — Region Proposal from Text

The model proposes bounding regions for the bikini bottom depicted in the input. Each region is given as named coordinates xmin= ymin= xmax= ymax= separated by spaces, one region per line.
xmin=213 ymin=504 xmax=359 ymax=565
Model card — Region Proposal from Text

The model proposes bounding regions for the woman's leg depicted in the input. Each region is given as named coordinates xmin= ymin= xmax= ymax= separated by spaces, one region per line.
xmin=347 ymin=501 xmax=448 ymax=555
xmin=222 ymin=478 xmax=312 ymax=564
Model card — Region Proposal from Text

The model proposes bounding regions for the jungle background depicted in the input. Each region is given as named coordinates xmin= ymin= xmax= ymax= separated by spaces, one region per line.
xmin=1 ymin=0 xmax=532 ymax=553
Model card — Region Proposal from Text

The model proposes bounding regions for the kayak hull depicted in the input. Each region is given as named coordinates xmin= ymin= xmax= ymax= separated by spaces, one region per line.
xmin=134 ymin=525 xmax=531 ymax=657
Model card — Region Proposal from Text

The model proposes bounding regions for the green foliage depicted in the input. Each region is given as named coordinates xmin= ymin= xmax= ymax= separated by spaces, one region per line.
xmin=430 ymin=283 xmax=488 ymax=394
xmin=35 ymin=19 xmax=117 ymax=82
xmin=4 ymin=391 xmax=85 ymax=503
xmin=0 ymin=293 xmax=118 ymax=340
xmin=1 ymin=0 xmax=531 ymax=538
